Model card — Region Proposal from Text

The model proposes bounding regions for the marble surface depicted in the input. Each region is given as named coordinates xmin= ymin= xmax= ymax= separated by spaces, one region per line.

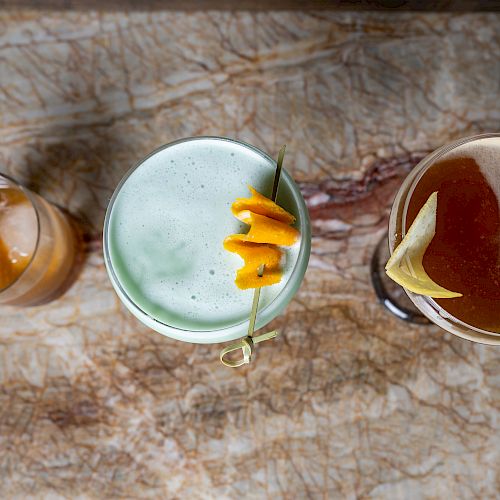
xmin=1 ymin=10 xmax=500 ymax=499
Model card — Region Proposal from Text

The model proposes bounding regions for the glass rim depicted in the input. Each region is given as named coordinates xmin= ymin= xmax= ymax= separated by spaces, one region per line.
xmin=0 ymin=172 xmax=41 ymax=296
xmin=103 ymin=135 xmax=311 ymax=340
xmin=391 ymin=132 xmax=500 ymax=339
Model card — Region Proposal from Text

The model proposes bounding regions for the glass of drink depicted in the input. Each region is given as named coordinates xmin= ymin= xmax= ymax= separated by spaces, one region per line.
xmin=0 ymin=173 xmax=80 ymax=306
xmin=384 ymin=133 xmax=500 ymax=344
xmin=103 ymin=137 xmax=311 ymax=344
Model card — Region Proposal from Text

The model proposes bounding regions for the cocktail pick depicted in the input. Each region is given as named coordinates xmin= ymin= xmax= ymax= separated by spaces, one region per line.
xmin=220 ymin=145 xmax=286 ymax=368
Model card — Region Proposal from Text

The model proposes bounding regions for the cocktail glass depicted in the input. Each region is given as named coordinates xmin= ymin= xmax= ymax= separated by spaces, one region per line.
xmin=0 ymin=173 xmax=81 ymax=306
xmin=372 ymin=133 xmax=500 ymax=345
xmin=103 ymin=136 xmax=311 ymax=345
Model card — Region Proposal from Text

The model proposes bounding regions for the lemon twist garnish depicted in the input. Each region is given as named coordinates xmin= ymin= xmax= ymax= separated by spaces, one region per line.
xmin=385 ymin=191 xmax=462 ymax=298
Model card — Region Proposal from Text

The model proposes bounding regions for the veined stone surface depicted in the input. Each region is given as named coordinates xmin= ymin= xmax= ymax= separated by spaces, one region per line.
xmin=0 ymin=10 xmax=499 ymax=499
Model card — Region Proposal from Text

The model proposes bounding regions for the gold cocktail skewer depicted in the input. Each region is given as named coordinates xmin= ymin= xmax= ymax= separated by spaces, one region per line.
xmin=220 ymin=145 xmax=286 ymax=368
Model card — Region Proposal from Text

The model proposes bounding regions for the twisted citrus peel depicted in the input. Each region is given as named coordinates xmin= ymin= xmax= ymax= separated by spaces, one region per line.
xmin=385 ymin=191 xmax=462 ymax=298
xmin=224 ymin=186 xmax=299 ymax=289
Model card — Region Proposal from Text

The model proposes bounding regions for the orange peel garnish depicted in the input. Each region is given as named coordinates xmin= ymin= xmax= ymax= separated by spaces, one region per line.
xmin=231 ymin=186 xmax=296 ymax=224
xmin=232 ymin=210 xmax=299 ymax=246
xmin=224 ymin=238 xmax=282 ymax=289
xmin=225 ymin=185 xmax=299 ymax=289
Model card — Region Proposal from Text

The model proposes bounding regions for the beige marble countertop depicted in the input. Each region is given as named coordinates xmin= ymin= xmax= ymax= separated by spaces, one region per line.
xmin=1 ymin=9 xmax=500 ymax=499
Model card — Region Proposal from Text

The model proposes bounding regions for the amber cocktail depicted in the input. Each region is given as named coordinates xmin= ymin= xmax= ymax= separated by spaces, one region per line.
xmin=0 ymin=174 xmax=79 ymax=306
xmin=388 ymin=134 xmax=500 ymax=343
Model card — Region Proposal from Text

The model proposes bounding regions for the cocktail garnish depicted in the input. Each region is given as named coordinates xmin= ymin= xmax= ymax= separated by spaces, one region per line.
xmin=223 ymin=239 xmax=282 ymax=289
xmin=231 ymin=210 xmax=299 ymax=246
xmin=220 ymin=145 xmax=288 ymax=368
xmin=231 ymin=186 xmax=296 ymax=224
xmin=224 ymin=183 xmax=298 ymax=289
xmin=385 ymin=191 xmax=462 ymax=298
